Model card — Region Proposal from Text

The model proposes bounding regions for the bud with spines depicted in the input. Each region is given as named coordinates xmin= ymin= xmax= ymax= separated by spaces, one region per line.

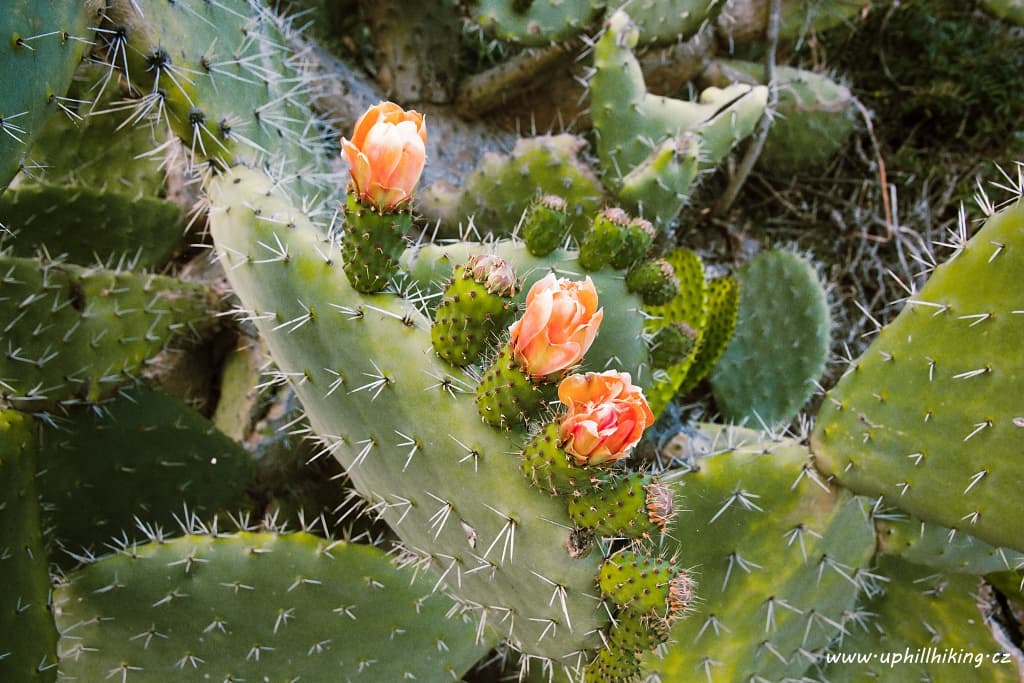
xmin=610 ymin=217 xmax=656 ymax=269
xmin=567 ymin=472 xmax=674 ymax=540
xmin=431 ymin=255 xmax=517 ymax=367
xmin=625 ymin=258 xmax=680 ymax=305
xmin=520 ymin=422 xmax=595 ymax=495
xmin=579 ymin=207 xmax=632 ymax=271
xmin=522 ymin=194 xmax=570 ymax=257
xmin=599 ymin=549 xmax=694 ymax=618
xmin=341 ymin=196 xmax=413 ymax=293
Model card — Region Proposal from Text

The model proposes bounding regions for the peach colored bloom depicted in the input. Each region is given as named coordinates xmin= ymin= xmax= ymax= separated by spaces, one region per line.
xmin=342 ymin=102 xmax=427 ymax=211
xmin=557 ymin=371 xmax=654 ymax=466
xmin=509 ymin=274 xmax=603 ymax=378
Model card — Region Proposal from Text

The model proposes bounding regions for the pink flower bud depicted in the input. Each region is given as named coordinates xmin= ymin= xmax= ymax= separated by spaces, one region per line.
xmin=341 ymin=102 xmax=427 ymax=211
xmin=557 ymin=371 xmax=654 ymax=466
xmin=508 ymin=274 xmax=603 ymax=379
xmin=467 ymin=254 xmax=517 ymax=296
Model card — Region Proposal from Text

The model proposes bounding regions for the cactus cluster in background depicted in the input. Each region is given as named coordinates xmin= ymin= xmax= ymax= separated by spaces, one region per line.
xmin=2 ymin=0 xmax=1023 ymax=682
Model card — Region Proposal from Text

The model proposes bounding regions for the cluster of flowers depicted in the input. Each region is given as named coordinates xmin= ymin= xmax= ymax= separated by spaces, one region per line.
xmin=344 ymin=102 xmax=654 ymax=467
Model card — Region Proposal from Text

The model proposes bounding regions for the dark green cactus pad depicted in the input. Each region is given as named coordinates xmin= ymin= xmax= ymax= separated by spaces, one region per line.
xmin=102 ymin=0 xmax=335 ymax=203
xmin=341 ymin=196 xmax=413 ymax=293
xmin=643 ymin=425 xmax=876 ymax=681
xmin=641 ymin=247 xmax=708 ymax=415
xmin=590 ymin=11 xmax=766 ymax=193
xmin=813 ymin=200 xmax=1024 ymax=552
xmin=53 ymin=532 xmax=492 ymax=681
xmin=711 ymin=249 xmax=830 ymax=428
xmin=473 ymin=0 xmax=598 ymax=46
xmin=877 ymin=515 xmax=1024 ymax=575
xmin=0 ymin=185 xmax=184 ymax=269
xmin=702 ymin=60 xmax=857 ymax=174
xmin=422 ymin=135 xmax=605 ymax=242
xmin=0 ymin=411 xmax=58 ymax=682
xmin=0 ymin=0 xmax=95 ymax=189
xmin=817 ymin=556 xmax=1021 ymax=682
xmin=0 ymin=253 xmax=213 ymax=410
xmin=209 ymin=166 xmax=609 ymax=663
xmin=36 ymin=384 xmax=255 ymax=558
xmin=431 ymin=263 xmax=515 ymax=367
xmin=717 ymin=0 xmax=865 ymax=43
xmin=404 ymin=241 xmax=653 ymax=391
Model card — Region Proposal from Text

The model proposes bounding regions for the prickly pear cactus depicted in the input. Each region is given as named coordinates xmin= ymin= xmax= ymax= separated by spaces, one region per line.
xmin=54 ymin=531 xmax=492 ymax=681
xmin=813 ymin=200 xmax=1024 ymax=552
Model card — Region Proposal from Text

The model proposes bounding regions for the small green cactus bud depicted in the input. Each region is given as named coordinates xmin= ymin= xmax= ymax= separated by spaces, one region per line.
xmin=599 ymin=549 xmax=694 ymax=618
xmin=475 ymin=344 xmax=551 ymax=428
xmin=649 ymin=321 xmax=699 ymax=369
xmin=466 ymin=253 xmax=518 ymax=295
xmin=610 ymin=216 xmax=656 ymax=269
xmin=523 ymin=194 xmax=571 ymax=257
xmin=341 ymin=195 xmax=413 ymax=293
xmin=520 ymin=422 xmax=593 ymax=495
xmin=579 ymin=207 xmax=631 ymax=271
xmin=625 ymin=258 xmax=680 ymax=305
xmin=431 ymin=258 xmax=517 ymax=367
xmin=567 ymin=473 xmax=674 ymax=539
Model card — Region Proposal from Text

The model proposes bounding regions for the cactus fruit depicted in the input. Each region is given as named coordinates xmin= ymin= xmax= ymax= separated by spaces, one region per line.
xmin=643 ymin=425 xmax=876 ymax=681
xmin=523 ymin=194 xmax=572 ymax=257
xmin=701 ymin=60 xmax=857 ymax=174
xmin=54 ymin=531 xmax=492 ymax=681
xmin=818 ymin=556 xmax=1021 ymax=682
xmin=579 ymin=207 xmax=633 ymax=272
xmin=0 ymin=252 xmax=213 ymax=410
xmin=812 ymin=199 xmax=1024 ymax=552
xmin=0 ymin=185 xmax=185 ymax=269
xmin=431 ymin=256 xmax=518 ymax=367
xmin=0 ymin=411 xmax=58 ymax=683
xmin=0 ymin=0 xmax=95 ymax=189
xmin=711 ymin=249 xmax=831 ymax=428
xmin=36 ymin=384 xmax=255 ymax=558
xmin=209 ymin=166 xmax=611 ymax=663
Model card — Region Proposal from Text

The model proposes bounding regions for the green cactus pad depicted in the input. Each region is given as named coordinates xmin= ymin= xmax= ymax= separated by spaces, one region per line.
xmin=679 ymin=275 xmax=740 ymax=397
xmin=473 ymin=0 xmax=598 ymax=46
xmin=53 ymin=532 xmax=492 ymax=681
xmin=36 ymin=383 xmax=255 ymax=557
xmin=0 ymin=411 xmax=58 ymax=682
xmin=812 ymin=200 xmax=1024 ymax=552
xmin=0 ymin=0 xmax=95 ymax=189
xmin=702 ymin=60 xmax=857 ymax=174
xmin=567 ymin=472 xmax=671 ymax=540
xmin=579 ymin=208 xmax=631 ymax=272
xmin=877 ymin=516 xmax=1024 ymax=575
xmin=625 ymin=258 xmax=680 ymax=306
xmin=818 ymin=556 xmax=1021 ymax=682
xmin=641 ymin=249 xmax=708 ymax=414
xmin=0 ymin=185 xmax=184 ymax=269
xmin=101 ymin=0 xmax=335 ymax=202
xmin=607 ymin=0 xmax=721 ymax=45
xmin=590 ymin=11 xmax=767 ymax=190
xmin=523 ymin=195 xmax=571 ymax=257
xmin=423 ymin=134 xmax=606 ymax=242
xmin=0 ymin=253 xmax=212 ymax=410
xmin=712 ymin=250 xmax=830 ymax=428
xmin=616 ymin=133 xmax=702 ymax=229
xmin=643 ymin=425 xmax=876 ymax=681
xmin=209 ymin=166 xmax=610 ymax=663
xmin=342 ymin=196 xmax=414 ymax=293
xmin=431 ymin=263 xmax=516 ymax=367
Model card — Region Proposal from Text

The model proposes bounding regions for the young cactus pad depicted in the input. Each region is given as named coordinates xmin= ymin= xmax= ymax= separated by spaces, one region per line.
xmin=54 ymin=532 xmax=491 ymax=681
xmin=812 ymin=199 xmax=1024 ymax=552
xmin=209 ymin=166 xmax=609 ymax=664
xmin=642 ymin=425 xmax=875 ymax=681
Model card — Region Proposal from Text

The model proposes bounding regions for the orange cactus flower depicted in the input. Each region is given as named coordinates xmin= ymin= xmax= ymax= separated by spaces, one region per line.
xmin=509 ymin=274 xmax=604 ymax=378
xmin=557 ymin=371 xmax=654 ymax=466
xmin=342 ymin=102 xmax=427 ymax=211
